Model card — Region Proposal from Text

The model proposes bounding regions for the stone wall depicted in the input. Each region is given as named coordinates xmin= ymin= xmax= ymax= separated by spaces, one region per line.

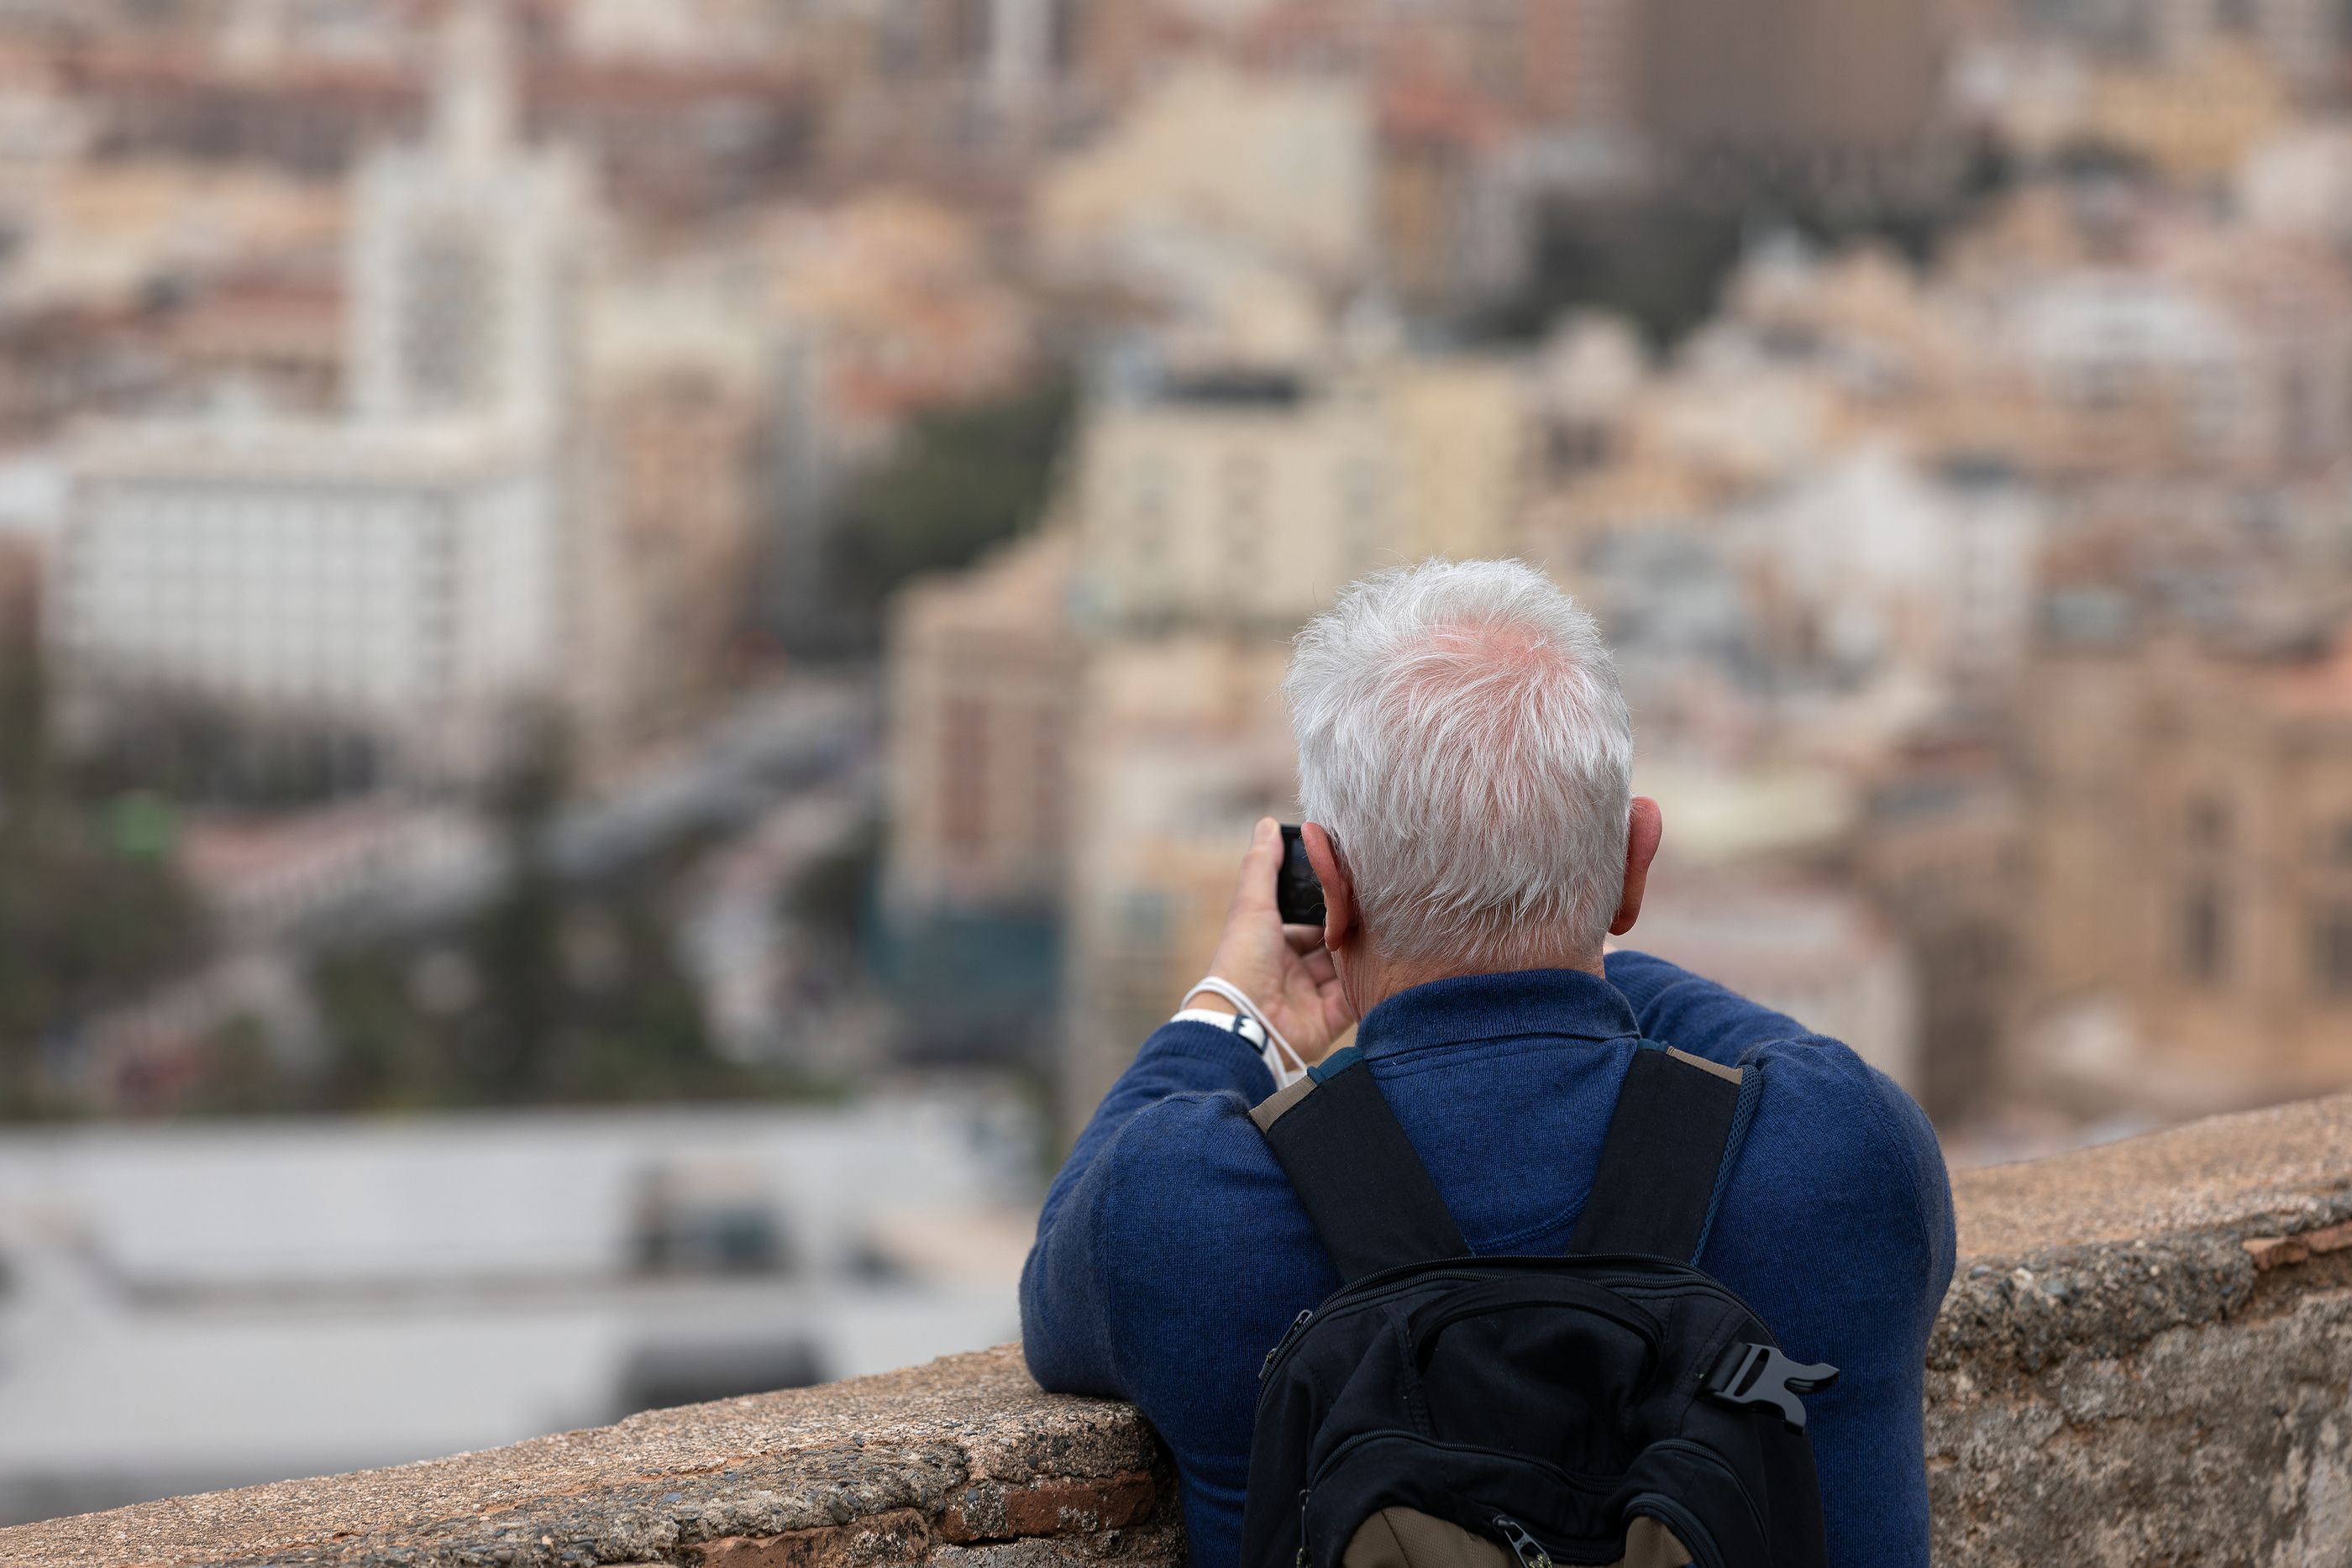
xmin=5 ymin=1093 xmax=2349 ymax=1568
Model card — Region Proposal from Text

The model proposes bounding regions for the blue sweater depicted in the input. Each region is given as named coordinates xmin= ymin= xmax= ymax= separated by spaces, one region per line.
xmin=1020 ymin=952 xmax=1956 ymax=1568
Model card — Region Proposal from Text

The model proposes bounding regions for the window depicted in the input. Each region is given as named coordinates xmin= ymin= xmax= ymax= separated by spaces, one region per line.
xmin=1128 ymin=459 xmax=1170 ymax=562
xmin=2183 ymin=881 xmax=2229 ymax=983
xmin=402 ymin=227 xmax=496 ymax=412
xmin=941 ymin=698 xmax=989 ymax=851
xmin=1028 ymin=709 xmax=1063 ymax=850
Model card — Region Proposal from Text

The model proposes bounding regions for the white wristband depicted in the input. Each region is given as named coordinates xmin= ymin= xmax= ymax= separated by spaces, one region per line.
xmin=1181 ymin=975 xmax=1310 ymax=1088
xmin=1170 ymin=1006 xmax=1268 ymax=1048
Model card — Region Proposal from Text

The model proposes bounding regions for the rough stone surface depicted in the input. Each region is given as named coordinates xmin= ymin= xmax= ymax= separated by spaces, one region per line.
xmin=3 ymin=1093 xmax=2349 ymax=1568
xmin=0 ymin=1348 xmax=1173 ymax=1568
xmin=1926 ymin=1093 xmax=2352 ymax=1565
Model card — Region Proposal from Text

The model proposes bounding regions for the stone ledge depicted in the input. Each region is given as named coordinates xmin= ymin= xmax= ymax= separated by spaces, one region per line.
xmin=0 ymin=1346 xmax=1180 ymax=1568
xmin=5 ymin=1093 xmax=2349 ymax=1568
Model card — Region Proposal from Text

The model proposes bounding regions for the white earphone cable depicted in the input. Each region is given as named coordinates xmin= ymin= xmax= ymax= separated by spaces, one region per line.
xmin=1184 ymin=975 xmax=1310 ymax=1088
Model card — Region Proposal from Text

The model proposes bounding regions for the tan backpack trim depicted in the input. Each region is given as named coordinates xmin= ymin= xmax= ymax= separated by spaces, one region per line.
xmin=1339 ymin=1509 xmax=1693 ymax=1568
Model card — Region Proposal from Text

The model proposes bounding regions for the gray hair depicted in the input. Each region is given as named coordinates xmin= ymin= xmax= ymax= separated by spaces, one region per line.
xmin=1284 ymin=559 xmax=1634 ymax=968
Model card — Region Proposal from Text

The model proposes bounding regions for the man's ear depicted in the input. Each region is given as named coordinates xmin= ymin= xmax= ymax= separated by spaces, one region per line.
xmin=1299 ymin=821 xmax=1354 ymax=952
xmin=1609 ymin=796 xmax=1662 ymax=936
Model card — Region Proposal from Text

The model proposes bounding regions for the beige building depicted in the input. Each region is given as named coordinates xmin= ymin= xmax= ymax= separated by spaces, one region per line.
xmin=574 ymin=269 xmax=773 ymax=757
xmin=576 ymin=360 xmax=762 ymax=753
xmin=2022 ymin=618 xmax=2352 ymax=1114
xmin=884 ymin=530 xmax=1083 ymax=920
xmin=2084 ymin=45 xmax=2292 ymax=186
xmin=1856 ymin=734 xmax=2026 ymax=1127
xmin=1074 ymin=355 xmax=1526 ymax=633
xmin=1037 ymin=64 xmax=1375 ymax=289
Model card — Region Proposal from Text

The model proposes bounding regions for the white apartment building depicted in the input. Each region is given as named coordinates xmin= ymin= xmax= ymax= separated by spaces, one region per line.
xmin=59 ymin=422 xmax=559 ymax=767
xmin=52 ymin=0 xmax=589 ymax=779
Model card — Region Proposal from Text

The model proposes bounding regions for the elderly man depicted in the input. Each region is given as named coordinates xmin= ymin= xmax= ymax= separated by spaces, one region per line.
xmin=1021 ymin=559 xmax=1954 ymax=1568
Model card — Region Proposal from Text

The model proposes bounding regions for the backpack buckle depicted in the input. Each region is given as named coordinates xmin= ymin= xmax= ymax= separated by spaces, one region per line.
xmin=1704 ymin=1343 xmax=1839 ymax=1433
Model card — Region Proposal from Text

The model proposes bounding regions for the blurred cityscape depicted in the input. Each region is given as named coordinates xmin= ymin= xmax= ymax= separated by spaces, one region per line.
xmin=0 ymin=0 xmax=2349 ymax=1528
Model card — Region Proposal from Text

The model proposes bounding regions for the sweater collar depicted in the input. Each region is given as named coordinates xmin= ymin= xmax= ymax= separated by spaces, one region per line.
xmin=1352 ymin=967 xmax=1642 ymax=1059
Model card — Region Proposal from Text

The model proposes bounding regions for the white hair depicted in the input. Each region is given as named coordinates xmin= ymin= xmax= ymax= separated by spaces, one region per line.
xmin=1284 ymin=559 xmax=1634 ymax=968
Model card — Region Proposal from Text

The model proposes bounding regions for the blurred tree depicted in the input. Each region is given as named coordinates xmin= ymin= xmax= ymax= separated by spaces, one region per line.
xmin=788 ymin=819 xmax=879 ymax=957
xmin=0 ymin=611 xmax=211 ymax=1118
xmin=298 ymin=723 xmax=799 ymax=1112
xmin=828 ymin=375 xmax=1075 ymax=629
xmin=470 ymin=705 xmax=571 ymax=1101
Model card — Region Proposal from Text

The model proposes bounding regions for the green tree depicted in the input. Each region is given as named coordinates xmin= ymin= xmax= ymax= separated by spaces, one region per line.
xmin=830 ymin=375 xmax=1074 ymax=625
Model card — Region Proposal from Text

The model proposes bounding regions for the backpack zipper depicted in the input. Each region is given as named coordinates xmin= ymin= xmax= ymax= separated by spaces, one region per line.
xmin=1295 ymin=1487 xmax=1311 ymax=1568
xmin=1261 ymin=1309 xmax=1315 ymax=1382
xmin=1492 ymin=1515 xmax=1552 ymax=1568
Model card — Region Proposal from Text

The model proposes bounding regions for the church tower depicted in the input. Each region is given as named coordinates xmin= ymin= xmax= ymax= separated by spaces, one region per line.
xmin=347 ymin=0 xmax=587 ymax=430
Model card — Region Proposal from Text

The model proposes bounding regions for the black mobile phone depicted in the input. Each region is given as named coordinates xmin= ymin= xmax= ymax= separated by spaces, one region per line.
xmin=1277 ymin=824 xmax=1326 ymax=926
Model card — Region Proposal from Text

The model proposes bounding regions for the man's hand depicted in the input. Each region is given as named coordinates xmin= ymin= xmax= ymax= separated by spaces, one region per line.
xmin=1190 ymin=817 xmax=1357 ymax=1064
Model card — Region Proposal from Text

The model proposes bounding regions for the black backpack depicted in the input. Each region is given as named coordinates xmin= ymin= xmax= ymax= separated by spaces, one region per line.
xmin=1241 ymin=1040 xmax=1836 ymax=1568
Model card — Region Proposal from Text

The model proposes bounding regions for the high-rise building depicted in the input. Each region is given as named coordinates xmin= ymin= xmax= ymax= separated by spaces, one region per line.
xmin=53 ymin=0 xmax=591 ymax=781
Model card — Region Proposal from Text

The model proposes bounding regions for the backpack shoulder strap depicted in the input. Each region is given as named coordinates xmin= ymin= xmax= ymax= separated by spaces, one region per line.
xmin=1567 ymin=1040 xmax=1761 ymax=1265
xmin=1251 ymin=1046 xmax=1469 ymax=1283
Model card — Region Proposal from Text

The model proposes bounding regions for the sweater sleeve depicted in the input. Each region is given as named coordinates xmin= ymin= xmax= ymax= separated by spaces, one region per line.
xmin=1019 ymin=1021 xmax=1275 ymax=1397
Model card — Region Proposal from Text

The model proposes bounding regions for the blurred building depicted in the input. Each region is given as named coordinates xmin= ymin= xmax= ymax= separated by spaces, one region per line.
xmin=1058 ymin=631 xmax=1299 ymax=1121
xmin=1037 ymin=63 xmax=1376 ymax=296
xmin=1639 ymin=0 xmax=1956 ymax=207
xmin=1046 ymin=337 xmax=1534 ymax=1125
xmin=2016 ymin=0 xmax=2340 ymax=91
xmin=1623 ymin=875 xmax=1923 ymax=1092
xmin=577 ymin=274 xmax=769 ymax=747
xmin=754 ymin=192 xmax=1040 ymax=648
xmin=163 ymin=268 xmax=346 ymax=413
xmin=1374 ymin=71 xmax=1531 ymax=315
xmin=2082 ymin=44 xmax=2292 ymax=183
xmin=1734 ymin=443 xmax=2045 ymax=704
xmin=1998 ymin=257 xmax=2352 ymax=480
xmin=67 ymin=3 xmax=818 ymax=222
xmin=2022 ymin=614 xmax=2352 ymax=1116
xmin=761 ymin=194 xmax=1037 ymax=469
xmin=58 ymin=420 xmax=564 ymax=772
xmin=1856 ymin=731 xmax=2025 ymax=1125
xmin=885 ymin=530 xmax=1081 ymax=920
xmin=52 ymin=1 xmax=592 ymax=780
xmin=2238 ymin=123 xmax=2352 ymax=252
xmin=1074 ymin=353 xmax=1526 ymax=632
